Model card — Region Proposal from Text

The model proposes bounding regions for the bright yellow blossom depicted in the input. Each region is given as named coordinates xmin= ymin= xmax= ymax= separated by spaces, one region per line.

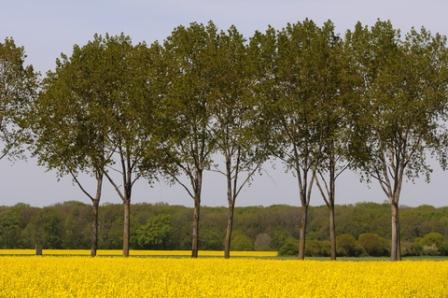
xmin=0 ymin=255 xmax=446 ymax=297
xmin=0 ymin=249 xmax=277 ymax=257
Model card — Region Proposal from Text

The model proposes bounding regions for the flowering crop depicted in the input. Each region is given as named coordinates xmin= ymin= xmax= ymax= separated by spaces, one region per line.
xmin=0 ymin=256 xmax=447 ymax=297
xmin=0 ymin=249 xmax=277 ymax=257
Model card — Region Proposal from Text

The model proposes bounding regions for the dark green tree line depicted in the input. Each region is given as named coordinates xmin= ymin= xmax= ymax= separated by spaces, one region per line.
xmin=2 ymin=202 xmax=448 ymax=257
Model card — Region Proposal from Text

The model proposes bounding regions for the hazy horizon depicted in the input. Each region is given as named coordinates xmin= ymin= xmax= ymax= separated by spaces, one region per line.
xmin=1 ymin=0 xmax=448 ymax=208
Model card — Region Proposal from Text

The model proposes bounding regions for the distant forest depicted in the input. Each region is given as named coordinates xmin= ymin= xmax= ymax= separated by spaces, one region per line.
xmin=1 ymin=202 xmax=447 ymax=257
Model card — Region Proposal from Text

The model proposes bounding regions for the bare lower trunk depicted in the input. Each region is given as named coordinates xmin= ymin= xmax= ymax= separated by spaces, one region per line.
xmin=91 ymin=200 xmax=99 ymax=257
xmin=191 ymin=197 xmax=200 ymax=258
xmin=123 ymin=199 xmax=130 ymax=257
xmin=191 ymin=170 xmax=203 ymax=258
xmin=224 ymin=200 xmax=235 ymax=258
xmin=329 ymin=204 xmax=336 ymax=260
xmin=224 ymin=155 xmax=234 ymax=259
xmin=298 ymin=205 xmax=308 ymax=260
xmin=391 ymin=202 xmax=401 ymax=261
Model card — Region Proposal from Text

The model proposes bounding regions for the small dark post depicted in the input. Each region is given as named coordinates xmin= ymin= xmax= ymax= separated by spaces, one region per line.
xmin=35 ymin=244 xmax=42 ymax=256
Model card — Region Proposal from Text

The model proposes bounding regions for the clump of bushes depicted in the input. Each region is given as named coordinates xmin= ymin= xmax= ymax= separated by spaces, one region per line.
xmin=278 ymin=238 xmax=298 ymax=256
xmin=278 ymin=239 xmax=331 ymax=257
xmin=336 ymin=234 xmax=366 ymax=257
xmin=277 ymin=232 xmax=448 ymax=257
xmin=415 ymin=232 xmax=445 ymax=256
xmin=231 ymin=231 xmax=254 ymax=251
xmin=358 ymin=233 xmax=389 ymax=256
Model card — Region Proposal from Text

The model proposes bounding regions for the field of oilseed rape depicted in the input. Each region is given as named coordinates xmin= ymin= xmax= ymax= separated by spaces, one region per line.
xmin=0 ymin=249 xmax=277 ymax=257
xmin=0 ymin=257 xmax=448 ymax=297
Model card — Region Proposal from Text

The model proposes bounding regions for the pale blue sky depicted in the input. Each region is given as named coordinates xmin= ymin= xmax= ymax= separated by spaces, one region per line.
xmin=1 ymin=0 xmax=448 ymax=207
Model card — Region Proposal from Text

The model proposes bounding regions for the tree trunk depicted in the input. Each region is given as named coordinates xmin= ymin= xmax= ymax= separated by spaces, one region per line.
xmin=191 ymin=170 xmax=203 ymax=258
xmin=224 ymin=200 xmax=235 ymax=258
xmin=391 ymin=201 xmax=401 ymax=261
xmin=191 ymin=197 xmax=200 ymax=258
xmin=329 ymin=204 xmax=336 ymax=260
xmin=91 ymin=200 xmax=99 ymax=257
xmin=224 ymin=155 xmax=234 ymax=259
xmin=123 ymin=199 xmax=131 ymax=257
xmin=298 ymin=205 xmax=308 ymax=260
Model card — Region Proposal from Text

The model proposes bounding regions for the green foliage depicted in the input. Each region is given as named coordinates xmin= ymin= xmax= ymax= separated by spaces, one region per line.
xmin=401 ymin=241 xmax=423 ymax=256
xmin=251 ymin=19 xmax=331 ymax=197
xmin=254 ymin=233 xmax=272 ymax=251
xmin=358 ymin=233 xmax=390 ymax=256
xmin=336 ymin=234 xmax=366 ymax=257
xmin=40 ymin=210 xmax=64 ymax=248
xmin=0 ymin=210 xmax=20 ymax=247
xmin=32 ymin=35 xmax=111 ymax=180
xmin=417 ymin=232 xmax=445 ymax=255
xmin=159 ymin=22 xmax=220 ymax=184
xmin=271 ymin=229 xmax=292 ymax=250
xmin=440 ymin=241 xmax=448 ymax=256
xmin=278 ymin=238 xmax=298 ymax=256
xmin=0 ymin=202 xmax=447 ymax=256
xmin=0 ymin=38 xmax=37 ymax=159
xmin=305 ymin=240 xmax=331 ymax=257
xmin=200 ymin=228 xmax=224 ymax=250
xmin=345 ymin=21 xmax=448 ymax=244
xmin=231 ymin=230 xmax=253 ymax=251
xmin=135 ymin=214 xmax=172 ymax=249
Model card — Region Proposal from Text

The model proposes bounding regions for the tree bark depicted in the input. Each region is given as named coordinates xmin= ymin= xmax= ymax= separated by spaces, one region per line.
xmin=329 ymin=204 xmax=336 ymax=260
xmin=123 ymin=199 xmax=131 ymax=257
xmin=191 ymin=197 xmax=200 ymax=258
xmin=91 ymin=200 xmax=99 ymax=257
xmin=298 ymin=205 xmax=308 ymax=260
xmin=391 ymin=201 xmax=401 ymax=261
xmin=224 ymin=200 xmax=235 ymax=258
xmin=191 ymin=170 xmax=203 ymax=258
xmin=224 ymin=155 xmax=234 ymax=259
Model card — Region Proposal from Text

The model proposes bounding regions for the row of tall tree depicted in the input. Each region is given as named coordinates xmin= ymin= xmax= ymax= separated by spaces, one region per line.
xmin=1 ymin=19 xmax=448 ymax=261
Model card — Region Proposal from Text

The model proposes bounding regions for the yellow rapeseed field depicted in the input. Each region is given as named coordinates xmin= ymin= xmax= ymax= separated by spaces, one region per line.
xmin=0 ymin=249 xmax=277 ymax=257
xmin=0 ymin=256 xmax=447 ymax=297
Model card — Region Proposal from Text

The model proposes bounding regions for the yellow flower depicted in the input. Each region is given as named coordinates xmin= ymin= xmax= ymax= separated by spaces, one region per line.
xmin=0 ymin=252 xmax=446 ymax=297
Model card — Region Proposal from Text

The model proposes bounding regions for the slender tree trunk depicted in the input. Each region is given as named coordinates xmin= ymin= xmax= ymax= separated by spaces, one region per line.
xmin=391 ymin=201 xmax=401 ymax=261
xmin=224 ymin=199 xmax=235 ymax=258
xmin=224 ymin=155 xmax=234 ymax=259
xmin=91 ymin=174 xmax=103 ymax=257
xmin=298 ymin=205 xmax=308 ymax=260
xmin=329 ymin=160 xmax=336 ymax=260
xmin=192 ymin=197 xmax=200 ymax=258
xmin=191 ymin=170 xmax=203 ymax=258
xmin=329 ymin=204 xmax=336 ymax=260
xmin=91 ymin=200 xmax=99 ymax=257
xmin=123 ymin=199 xmax=131 ymax=257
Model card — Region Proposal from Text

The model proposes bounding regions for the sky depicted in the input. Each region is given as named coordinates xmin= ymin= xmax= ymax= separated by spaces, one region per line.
xmin=1 ymin=0 xmax=448 ymax=207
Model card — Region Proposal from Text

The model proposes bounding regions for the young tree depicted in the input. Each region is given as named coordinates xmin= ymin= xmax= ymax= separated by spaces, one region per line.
xmin=99 ymin=35 xmax=163 ymax=257
xmin=31 ymin=37 xmax=113 ymax=256
xmin=208 ymin=26 xmax=267 ymax=258
xmin=313 ymin=22 xmax=355 ymax=260
xmin=160 ymin=22 xmax=219 ymax=257
xmin=347 ymin=21 xmax=448 ymax=261
xmin=250 ymin=20 xmax=329 ymax=259
xmin=0 ymin=38 xmax=37 ymax=162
